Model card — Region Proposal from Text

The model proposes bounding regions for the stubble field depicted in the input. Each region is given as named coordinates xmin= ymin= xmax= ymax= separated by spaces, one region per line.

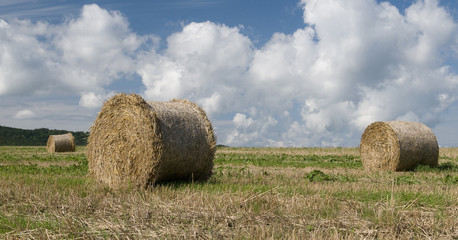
xmin=0 ymin=146 xmax=456 ymax=239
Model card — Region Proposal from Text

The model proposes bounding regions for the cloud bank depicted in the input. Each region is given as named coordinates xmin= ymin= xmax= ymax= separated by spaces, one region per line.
xmin=1 ymin=0 xmax=457 ymax=146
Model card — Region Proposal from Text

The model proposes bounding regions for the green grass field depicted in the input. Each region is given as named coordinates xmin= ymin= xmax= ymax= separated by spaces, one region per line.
xmin=0 ymin=146 xmax=456 ymax=239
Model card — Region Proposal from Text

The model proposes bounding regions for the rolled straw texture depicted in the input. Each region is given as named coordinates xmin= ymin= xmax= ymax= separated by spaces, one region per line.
xmin=47 ymin=133 xmax=75 ymax=153
xmin=360 ymin=121 xmax=438 ymax=171
xmin=87 ymin=93 xmax=216 ymax=189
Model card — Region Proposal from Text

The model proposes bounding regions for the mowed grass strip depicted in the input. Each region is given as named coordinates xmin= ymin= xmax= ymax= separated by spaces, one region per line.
xmin=215 ymin=153 xmax=362 ymax=169
xmin=0 ymin=146 xmax=85 ymax=165
xmin=0 ymin=146 xmax=456 ymax=239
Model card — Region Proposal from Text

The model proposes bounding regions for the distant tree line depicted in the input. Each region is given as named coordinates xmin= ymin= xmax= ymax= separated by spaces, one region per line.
xmin=0 ymin=126 xmax=89 ymax=146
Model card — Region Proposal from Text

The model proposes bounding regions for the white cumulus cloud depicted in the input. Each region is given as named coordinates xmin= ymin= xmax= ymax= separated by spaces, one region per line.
xmin=0 ymin=4 xmax=150 ymax=97
xmin=137 ymin=21 xmax=253 ymax=109
xmin=79 ymin=92 xmax=113 ymax=108
xmin=13 ymin=109 xmax=35 ymax=119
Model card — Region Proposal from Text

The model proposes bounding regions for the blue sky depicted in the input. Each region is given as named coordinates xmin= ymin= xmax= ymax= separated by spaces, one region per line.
xmin=1 ymin=0 xmax=458 ymax=147
xmin=6 ymin=0 xmax=455 ymax=46
xmin=0 ymin=0 xmax=306 ymax=46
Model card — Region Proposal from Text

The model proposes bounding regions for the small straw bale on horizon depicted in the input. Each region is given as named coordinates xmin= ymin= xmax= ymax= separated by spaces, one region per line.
xmin=47 ymin=133 xmax=75 ymax=153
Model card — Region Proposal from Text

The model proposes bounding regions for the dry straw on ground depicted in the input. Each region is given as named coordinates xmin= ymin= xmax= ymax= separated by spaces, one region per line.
xmin=47 ymin=133 xmax=75 ymax=153
xmin=360 ymin=121 xmax=438 ymax=171
xmin=87 ymin=93 xmax=216 ymax=189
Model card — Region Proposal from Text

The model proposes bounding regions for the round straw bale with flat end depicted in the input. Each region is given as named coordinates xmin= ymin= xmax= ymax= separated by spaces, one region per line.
xmin=360 ymin=121 xmax=438 ymax=171
xmin=47 ymin=133 xmax=75 ymax=153
xmin=87 ymin=93 xmax=216 ymax=189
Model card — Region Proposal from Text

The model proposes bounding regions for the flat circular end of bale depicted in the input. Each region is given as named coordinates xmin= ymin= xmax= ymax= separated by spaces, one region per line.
xmin=360 ymin=121 xmax=400 ymax=171
xmin=87 ymin=93 xmax=162 ymax=189
xmin=170 ymin=98 xmax=217 ymax=155
xmin=147 ymin=98 xmax=216 ymax=183
xmin=47 ymin=136 xmax=55 ymax=153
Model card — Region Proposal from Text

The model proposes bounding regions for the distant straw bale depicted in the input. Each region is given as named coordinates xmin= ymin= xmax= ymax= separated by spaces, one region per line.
xmin=47 ymin=133 xmax=75 ymax=153
xmin=360 ymin=121 xmax=438 ymax=171
xmin=87 ymin=93 xmax=216 ymax=189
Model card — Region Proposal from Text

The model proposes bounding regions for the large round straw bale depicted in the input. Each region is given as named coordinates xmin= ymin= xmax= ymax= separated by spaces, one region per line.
xmin=360 ymin=121 xmax=438 ymax=171
xmin=47 ymin=133 xmax=75 ymax=153
xmin=87 ymin=93 xmax=216 ymax=189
